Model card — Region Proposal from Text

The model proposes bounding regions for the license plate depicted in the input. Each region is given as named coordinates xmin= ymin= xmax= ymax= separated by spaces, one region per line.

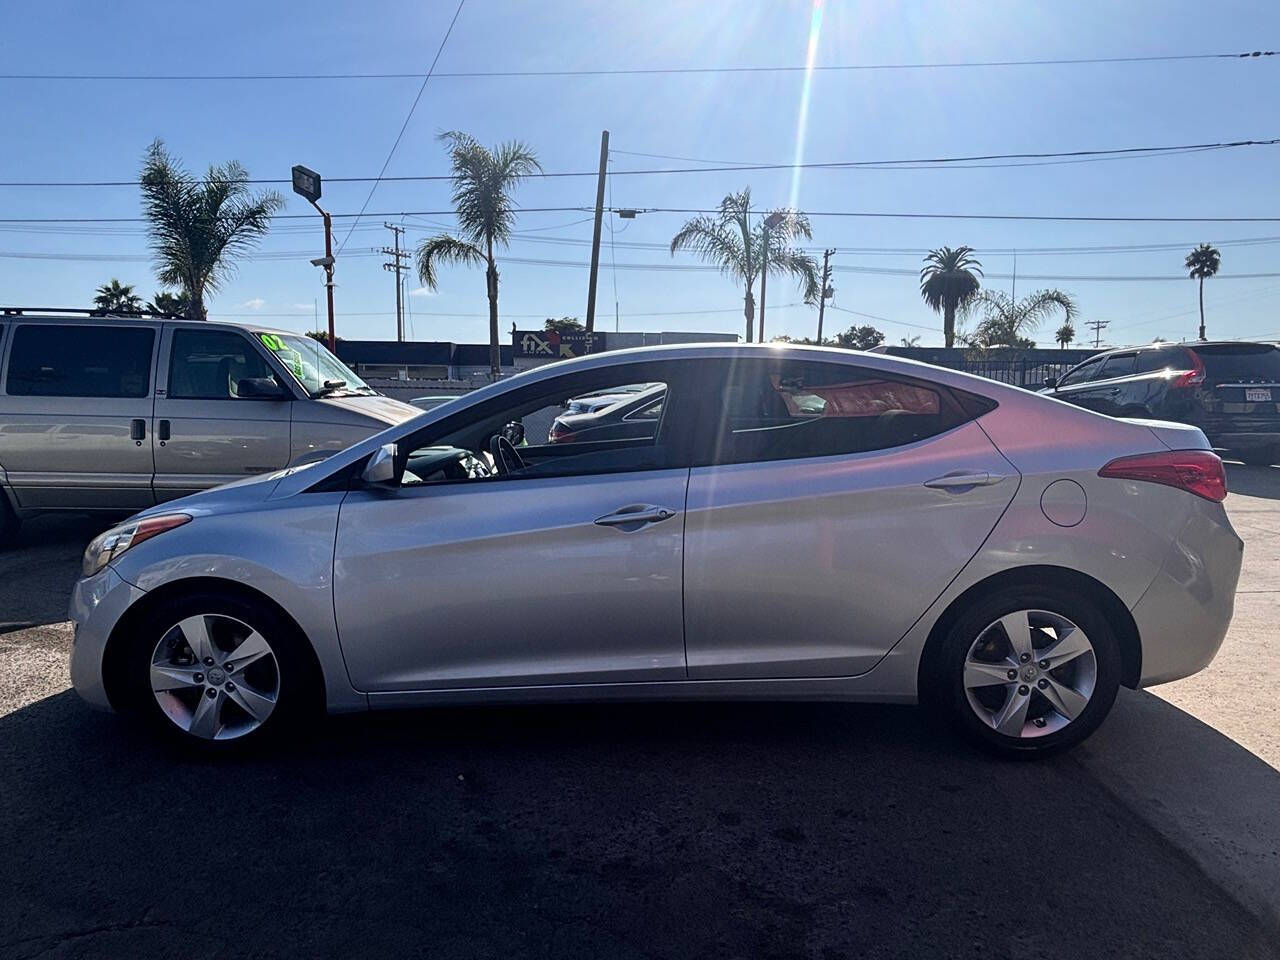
xmin=1245 ymin=388 xmax=1273 ymax=402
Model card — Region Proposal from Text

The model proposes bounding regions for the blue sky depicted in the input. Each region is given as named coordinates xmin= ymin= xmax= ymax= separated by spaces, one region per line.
xmin=1 ymin=0 xmax=1277 ymax=347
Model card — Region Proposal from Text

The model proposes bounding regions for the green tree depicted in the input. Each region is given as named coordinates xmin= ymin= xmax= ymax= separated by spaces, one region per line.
xmin=919 ymin=246 xmax=983 ymax=349
xmin=93 ymin=279 xmax=143 ymax=313
xmin=416 ymin=131 xmax=542 ymax=379
xmin=1185 ymin=243 xmax=1221 ymax=341
xmin=146 ymin=290 xmax=190 ymax=316
xmin=544 ymin=316 xmax=584 ymax=333
xmin=669 ymin=187 xmax=820 ymax=343
xmin=899 ymin=335 xmax=921 ymax=348
xmin=304 ymin=330 xmax=342 ymax=345
xmin=831 ymin=324 xmax=885 ymax=350
xmin=963 ymin=289 xmax=1077 ymax=349
xmin=140 ymin=139 xmax=283 ymax=321
xmin=1055 ymin=322 xmax=1076 ymax=349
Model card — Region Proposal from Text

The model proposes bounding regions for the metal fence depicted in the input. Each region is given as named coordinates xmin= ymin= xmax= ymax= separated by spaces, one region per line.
xmin=884 ymin=347 xmax=1097 ymax=390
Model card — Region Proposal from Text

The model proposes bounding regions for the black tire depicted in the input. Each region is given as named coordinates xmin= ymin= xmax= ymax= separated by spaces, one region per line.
xmin=0 ymin=495 xmax=21 ymax=550
xmin=922 ymin=584 xmax=1122 ymax=757
xmin=121 ymin=590 xmax=320 ymax=754
xmin=1238 ymin=447 xmax=1277 ymax=467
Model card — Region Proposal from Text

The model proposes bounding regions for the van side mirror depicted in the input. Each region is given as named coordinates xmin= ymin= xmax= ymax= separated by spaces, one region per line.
xmin=360 ymin=443 xmax=399 ymax=487
xmin=237 ymin=377 xmax=289 ymax=399
xmin=1043 ymin=376 xmax=1058 ymax=390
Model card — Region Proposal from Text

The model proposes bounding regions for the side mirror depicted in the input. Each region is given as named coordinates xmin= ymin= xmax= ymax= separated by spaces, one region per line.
xmin=237 ymin=377 xmax=289 ymax=399
xmin=360 ymin=443 xmax=399 ymax=487
xmin=1043 ymin=376 xmax=1058 ymax=390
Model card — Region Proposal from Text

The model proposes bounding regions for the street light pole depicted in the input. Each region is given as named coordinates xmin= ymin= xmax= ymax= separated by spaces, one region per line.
xmin=758 ymin=211 xmax=785 ymax=343
xmin=291 ymin=165 xmax=336 ymax=351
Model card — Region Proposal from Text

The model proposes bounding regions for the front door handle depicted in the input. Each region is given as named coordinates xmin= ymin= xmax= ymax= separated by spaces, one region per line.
xmin=158 ymin=419 xmax=171 ymax=441
xmin=923 ymin=472 xmax=1005 ymax=489
xmin=594 ymin=504 xmax=677 ymax=527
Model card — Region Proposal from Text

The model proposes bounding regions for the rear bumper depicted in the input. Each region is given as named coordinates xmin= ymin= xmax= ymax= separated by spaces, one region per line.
xmin=1208 ymin=431 xmax=1280 ymax=453
xmin=1129 ymin=502 xmax=1244 ymax=687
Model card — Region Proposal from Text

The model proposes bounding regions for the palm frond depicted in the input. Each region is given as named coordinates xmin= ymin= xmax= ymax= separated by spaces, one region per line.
xmin=768 ymin=246 xmax=821 ymax=304
xmin=416 ymin=234 xmax=486 ymax=289
xmin=669 ymin=217 xmax=748 ymax=281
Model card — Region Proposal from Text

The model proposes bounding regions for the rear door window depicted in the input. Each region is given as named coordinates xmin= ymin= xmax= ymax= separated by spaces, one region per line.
xmin=1097 ymin=353 xmax=1137 ymax=379
xmin=1190 ymin=344 xmax=1280 ymax=383
xmin=5 ymin=324 xmax=154 ymax=397
xmin=699 ymin=359 xmax=975 ymax=465
xmin=1137 ymin=350 xmax=1183 ymax=373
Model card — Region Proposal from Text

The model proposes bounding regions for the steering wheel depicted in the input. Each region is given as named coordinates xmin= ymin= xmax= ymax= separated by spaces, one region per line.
xmin=489 ymin=433 xmax=526 ymax=477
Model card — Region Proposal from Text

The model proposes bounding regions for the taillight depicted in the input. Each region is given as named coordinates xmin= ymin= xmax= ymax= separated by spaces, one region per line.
xmin=1098 ymin=449 xmax=1226 ymax=502
xmin=1171 ymin=348 xmax=1205 ymax=389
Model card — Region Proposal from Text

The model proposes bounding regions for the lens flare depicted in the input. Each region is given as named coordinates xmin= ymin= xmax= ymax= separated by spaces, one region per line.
xmin=788 ymin=0 xmax=826 ymax=211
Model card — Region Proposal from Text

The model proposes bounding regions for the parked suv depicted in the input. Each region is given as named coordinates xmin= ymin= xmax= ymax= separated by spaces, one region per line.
xmin=0 ymin=308 xmax=420 ymax=544
xmin=1043 ymin=341 xmax=1280 ymax=465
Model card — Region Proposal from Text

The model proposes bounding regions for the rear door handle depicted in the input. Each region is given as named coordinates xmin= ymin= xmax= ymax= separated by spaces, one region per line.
xmin=923 ymin=472 xmax=1005 ymax=489
xmin=129 ymin=418 xmax=146 ymax=442
xmin=594 ymin=504 xmax=677 ymax=527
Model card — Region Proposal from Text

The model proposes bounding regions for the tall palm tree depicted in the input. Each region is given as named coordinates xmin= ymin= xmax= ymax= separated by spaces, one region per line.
xmin=1055 ymin=321 xmax=1076 ymax=349
xmin=899 ymin=335 xmax=921 ymax=347
xmin=669 ymin=188 xmax=820 ymax=342
xmin=139 ymin=139 xmax=283 ymax=321
xmin=417 ymin=131 xmax=541 ymax=379
xmin=962 ymin=289 xmax=1077 ymax=349
xmin=1185 ymin=243 xmax=1221 ymax=341
xmin=93 ymin=279 xmax=143 ymax=313
xmin=920 ymin=246 xmax=983 ymax=348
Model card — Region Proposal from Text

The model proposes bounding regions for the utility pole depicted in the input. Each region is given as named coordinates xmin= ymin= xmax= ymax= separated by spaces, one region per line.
xmin=381 ymin=223 xmax=410 ymax=342
xmin=585 ymin=129 xmax=609 ymax=333
xmin=816 ymin=248 xmax=835 ymax=343
xmin=1087 ymin=318 xmax=1110 ymax=348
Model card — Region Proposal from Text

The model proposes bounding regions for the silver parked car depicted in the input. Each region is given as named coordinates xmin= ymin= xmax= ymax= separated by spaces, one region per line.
xmin=0 ymin=308 xmax=420 ymax=544
xmin=69 ymin=344 xmax=1242 ymax=756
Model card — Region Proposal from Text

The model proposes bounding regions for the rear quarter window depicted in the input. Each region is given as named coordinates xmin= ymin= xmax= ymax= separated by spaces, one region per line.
xmin=5 ymin=324 xmax=155 ymax=398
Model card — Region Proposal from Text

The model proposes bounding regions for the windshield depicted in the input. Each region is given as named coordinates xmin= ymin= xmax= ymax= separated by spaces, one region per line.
xmin=257 ymin=333 xmax=372 ymax=397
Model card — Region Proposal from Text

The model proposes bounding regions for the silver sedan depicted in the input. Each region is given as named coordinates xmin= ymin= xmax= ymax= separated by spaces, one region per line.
xmin=69 ymin=344 xmax=1243 ymax=756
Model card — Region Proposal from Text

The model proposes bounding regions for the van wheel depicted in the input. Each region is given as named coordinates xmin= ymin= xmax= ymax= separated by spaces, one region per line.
xmin=122 ymin=591 xmax=319 ymax=753
xmin=923 ymin=585 xmax=1121 ymax=757
xmin=0 ymin=497 xmax=20 ymax=550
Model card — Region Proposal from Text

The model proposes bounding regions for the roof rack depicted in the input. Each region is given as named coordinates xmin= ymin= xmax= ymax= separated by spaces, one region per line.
xmin=0 ymin=306 xmax=186 ymax=320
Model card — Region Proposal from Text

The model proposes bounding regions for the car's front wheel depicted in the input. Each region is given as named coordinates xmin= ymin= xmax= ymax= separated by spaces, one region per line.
xmin=925 ymin=585 xmax=1122 ymax=756
xmin=124 ymin=591 xmax=316 ymax=751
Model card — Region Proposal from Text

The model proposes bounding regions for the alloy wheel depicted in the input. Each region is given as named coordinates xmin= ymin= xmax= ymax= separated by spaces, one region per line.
xmin=149 ymin=613 xmax=281 ymax=741
xmin=962 ymin=608 xmax=1097 ymax=739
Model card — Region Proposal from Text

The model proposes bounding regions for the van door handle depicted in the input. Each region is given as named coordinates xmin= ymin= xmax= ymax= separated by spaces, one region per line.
xmin=594 ymin=504 xmax=677 ymax=527
xmin=130 ymin=419 xmax=146 ymax=443
xmin=158 ymin=419 xmax=171 ymax=441
xmin=923 ymin=472 xmax=1004 ymax=489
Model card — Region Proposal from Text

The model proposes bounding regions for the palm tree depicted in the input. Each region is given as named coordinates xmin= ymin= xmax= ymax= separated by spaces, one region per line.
xmin=962 ymin=289 xmax=1077 ymax=349
xmin=1185 ymin=243 xmax=1221 ymax=341
xmin=93 ymin=279 xmax=143 ymax=313
xmin=920 ymin=246 xmax=983 ymax=349
xmin=669 ymin=188 xmax=820 ymax=342
xmin=146 ymin=290 xmax=190 ymax=316
xmin=1055 ymin=322 xmax=1076 ymax=349
xmin=899 ymin=335 xmax=921 ymax=348
xmin=416 ymin=131 xmax=542 ymax=379
xmin=139 ymin=139 xmax=283 ymax=321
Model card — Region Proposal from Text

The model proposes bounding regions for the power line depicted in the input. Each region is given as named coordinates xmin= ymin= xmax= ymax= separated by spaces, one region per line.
xmin=2 ymin=49 xmax=1273 ymax=81
xmin=828 ymin=304 xmax=937 ymax=332
xmin=335 ymin=0 xmax=467 ymax=253
xmin=5 ymin=138 xmax=1277 ymax=187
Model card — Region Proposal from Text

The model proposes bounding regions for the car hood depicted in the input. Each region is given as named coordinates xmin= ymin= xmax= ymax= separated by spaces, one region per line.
xmin=130 ymin=463 xmax=318 ymax=521
xmin=309 ymin=394 xmax=422 ymax=427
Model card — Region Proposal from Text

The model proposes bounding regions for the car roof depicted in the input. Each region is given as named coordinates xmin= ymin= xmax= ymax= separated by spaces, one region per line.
xmin=0 ymin=309 xmax=301 ymax=339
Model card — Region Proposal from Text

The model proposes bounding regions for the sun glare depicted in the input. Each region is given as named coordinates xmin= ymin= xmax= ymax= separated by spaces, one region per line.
xmin=787 ymin=0 xmax=826 ymax=211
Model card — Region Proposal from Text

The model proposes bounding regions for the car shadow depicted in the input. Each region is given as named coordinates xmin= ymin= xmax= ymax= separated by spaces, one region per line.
xmin=1224 ymin=462 xmax=1280 ymax=500
xmin=1 ymin=690 xmax=1276 ymax=959
xmin=0 ymin=513 xmax=105 ymax=632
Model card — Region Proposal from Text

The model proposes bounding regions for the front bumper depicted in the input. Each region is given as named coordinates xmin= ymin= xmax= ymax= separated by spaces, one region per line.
xmin=68 ymin=566 xmax=146 ymax=711
xmin=1129 ymin=503 xmax=1244 ymax=687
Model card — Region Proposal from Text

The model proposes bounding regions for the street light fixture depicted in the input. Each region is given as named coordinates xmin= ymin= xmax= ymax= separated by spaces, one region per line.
xmin=758 ymin=210 xmax=786 ymax=343
xmin=292 ymin=165 xmax=336 ymax=351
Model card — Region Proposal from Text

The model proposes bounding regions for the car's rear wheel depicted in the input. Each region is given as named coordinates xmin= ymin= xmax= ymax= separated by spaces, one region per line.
xmin=123 ymin=591 xmax=316 ymax=752
xmin=925 ymin=585 xmax=1121 ymax=757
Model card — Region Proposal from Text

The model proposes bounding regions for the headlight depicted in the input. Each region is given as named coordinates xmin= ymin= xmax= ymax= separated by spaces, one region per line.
xmin=82 ymin=514 xmax=191 ymax=578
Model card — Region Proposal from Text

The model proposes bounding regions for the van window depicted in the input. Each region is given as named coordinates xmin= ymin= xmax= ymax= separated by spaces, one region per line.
xmin=168 ymin=329 xmax=275 ymax=399
xmin=5 ymin=324 xmax=154 ymax=398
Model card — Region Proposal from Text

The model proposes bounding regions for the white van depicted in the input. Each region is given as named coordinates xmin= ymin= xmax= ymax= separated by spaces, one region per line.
xmin=0 ymin=308 xmax=420 ymax=543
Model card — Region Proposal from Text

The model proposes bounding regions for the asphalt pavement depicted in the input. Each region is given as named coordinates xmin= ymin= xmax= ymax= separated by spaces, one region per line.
xmin=1 ymin=470 xmax=1279 ymax=959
